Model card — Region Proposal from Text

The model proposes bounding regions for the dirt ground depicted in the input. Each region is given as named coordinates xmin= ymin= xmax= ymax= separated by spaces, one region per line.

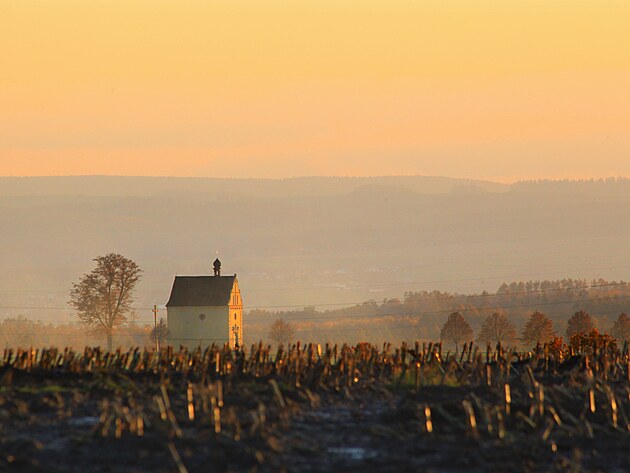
xmin=0 ymin=346 xmax=629 ymax=472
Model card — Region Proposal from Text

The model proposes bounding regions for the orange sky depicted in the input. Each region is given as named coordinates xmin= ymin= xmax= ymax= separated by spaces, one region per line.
xmin=1 ymin=1 xmax=629 ymax=181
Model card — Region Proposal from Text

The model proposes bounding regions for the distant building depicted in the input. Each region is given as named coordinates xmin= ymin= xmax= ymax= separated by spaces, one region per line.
xmin=166 ymin=259 xmax=243 ymax=348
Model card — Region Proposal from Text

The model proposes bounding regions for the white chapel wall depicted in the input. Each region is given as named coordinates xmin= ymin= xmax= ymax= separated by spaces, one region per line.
xmin=167 ymin=306 xmax=229 ymax=348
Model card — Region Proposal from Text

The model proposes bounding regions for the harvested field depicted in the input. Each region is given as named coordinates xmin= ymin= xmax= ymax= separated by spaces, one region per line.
xmin=0 ymin=342 xmax=629 ymax=472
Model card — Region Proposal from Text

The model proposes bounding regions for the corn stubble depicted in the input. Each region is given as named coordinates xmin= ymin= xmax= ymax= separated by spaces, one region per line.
xmin=0 ymin=340 xmax=628 ymax=472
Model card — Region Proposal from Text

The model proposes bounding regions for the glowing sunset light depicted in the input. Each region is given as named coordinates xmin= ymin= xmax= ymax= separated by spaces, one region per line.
xmin=1 ymin=1 xmax=629 ymax=180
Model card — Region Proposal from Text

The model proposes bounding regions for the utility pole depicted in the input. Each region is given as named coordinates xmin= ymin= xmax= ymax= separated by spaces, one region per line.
xmin=153 ymin=304 xmax=159 ymax=351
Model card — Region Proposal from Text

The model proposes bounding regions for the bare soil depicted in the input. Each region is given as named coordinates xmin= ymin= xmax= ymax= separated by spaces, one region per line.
xmin=0 ymin=346 xmax=628 ymax=473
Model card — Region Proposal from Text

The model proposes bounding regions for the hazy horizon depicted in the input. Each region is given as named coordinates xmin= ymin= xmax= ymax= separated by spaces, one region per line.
xmin=2 ymin=176 xmax=629 ymax=341
xmin=2 ymin=173 xmax=630 ymax=184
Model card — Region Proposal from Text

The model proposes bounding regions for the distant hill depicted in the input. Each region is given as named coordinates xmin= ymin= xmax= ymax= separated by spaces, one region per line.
xmin=511 ymin=177 xmax=630 ymax=195
xmin=0 ymin=175 xmax=508 ymax=198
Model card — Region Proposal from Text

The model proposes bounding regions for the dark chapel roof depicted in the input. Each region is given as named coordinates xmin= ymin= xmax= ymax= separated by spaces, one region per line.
xmin=166 ymin=275 xmax=236 ymax=307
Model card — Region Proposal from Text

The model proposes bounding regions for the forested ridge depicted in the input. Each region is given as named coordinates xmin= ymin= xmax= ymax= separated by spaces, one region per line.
xmin=248 ymin=278 xmax=630 ymax=345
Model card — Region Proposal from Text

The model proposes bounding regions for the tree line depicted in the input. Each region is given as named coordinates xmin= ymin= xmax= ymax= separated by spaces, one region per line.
xmin=439 ymin=310 xmax=630 ymax=353
xmin=250 ymin=278 xmax=630 ymax=347
xmin=511 ymin=177 xmax=630 ymax=195
xmin=263 ymin=309 xmax=630 ymax=352
xmin=4 ymin=252 xmax=629 ymax=351
xmin=0 ymin=316 xmax=152 ymax=349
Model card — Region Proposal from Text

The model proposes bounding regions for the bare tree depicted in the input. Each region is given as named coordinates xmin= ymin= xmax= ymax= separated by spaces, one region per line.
xmin=521 ymin=311 xmax=555 ymax=347
xmin=69 ymin=253 xmax=142 ymax=351
xmin=440 ymin=312 xmax=473 ymax=353
xmin=566 ymin=310 xmax=594 ymax=339
xmin=269 ymin=319 xmax=295 ymax=346
xmin=611 ymin=313 xmax=630 ymax=342
xmin=477 ymin=312 xmax=517 ymax=346
xmin=150 ymin=318 xmax=169 ymax=348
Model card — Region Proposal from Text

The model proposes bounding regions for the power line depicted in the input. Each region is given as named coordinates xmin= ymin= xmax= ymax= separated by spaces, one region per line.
xmin=165 ymin=263 xmax=630 ymax=294
xmin=241 ymin=281 xmax=630 ymax=310
xmin=0 ymin=320 xmax=157 ymax=325
xmin=250 ymin=294 xmax=630 ymax=322
xmin=2 ymin=280 xmax=628 ymax=314
xmin=0 ymin=306 xmax=157 ymax=311
xmin=2 ymin=263 xmax=629 ymax=296
xmin=2 ymin=293 xmax=629 ymax=326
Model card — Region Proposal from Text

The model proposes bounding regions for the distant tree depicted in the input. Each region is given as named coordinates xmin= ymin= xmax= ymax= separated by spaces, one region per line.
xmin=477 ymin=312 xmax=517 ymax=346
xmin=521 ymin=311 xmax=556 ymax=347
xmin=569 ymin=329 xmax=616 ymax=355
xmin=611 ymin=313 xmax=630 ymax=342
xmin=69 ymin=253 xmax=142 ymax=352
xmin=0 ymin=316 xmax=34 ymax=347
xmin=269 ymin=319 xmax=295 ymax=346
xmin=547 ymin=337 xmax=568 ymax=360
xmin=566 ymin=310 xmax=594 ymax=339
xmin=149 ymin=318 xmax=169 ymax=348
xmin=440 ymin=312 xmax=473 ymax=353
